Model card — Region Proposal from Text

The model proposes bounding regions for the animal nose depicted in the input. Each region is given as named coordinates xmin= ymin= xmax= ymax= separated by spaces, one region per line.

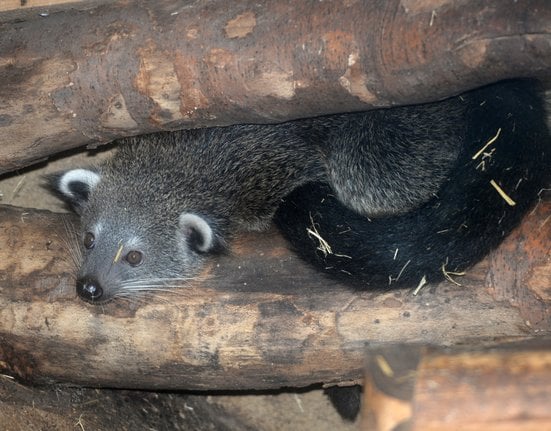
xmin=76 ymin=277 xmax=104 ymax=302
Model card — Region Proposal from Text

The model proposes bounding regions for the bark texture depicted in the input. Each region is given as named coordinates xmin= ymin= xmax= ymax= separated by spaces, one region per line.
xmin=361 ymin=341 xmax=551 ymax=431
xmin=0 ymin=196 xmax=549 ymax=391
xmin=1 ymin=0 xmax=550 ymax=173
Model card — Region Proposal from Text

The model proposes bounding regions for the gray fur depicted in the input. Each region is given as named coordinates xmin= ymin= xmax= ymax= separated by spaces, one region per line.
xmin=50 ymin=83 xmax=534 ymax=303
xmin=54 ymin=125 xmax=328 ymax=301
xmin=309 ymin=98 xmax=463 ymax=215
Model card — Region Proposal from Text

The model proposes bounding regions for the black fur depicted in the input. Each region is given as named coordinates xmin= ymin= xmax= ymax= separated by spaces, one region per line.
xmin=48 ymin=79 xmax=550 ymax=419
xmin=276 ymin=79 xmax=550 ymax=421
xmin=274 ymin=80 xmax=550 ymax=289
xmin=324 ymin=386 xmax=362 ymax=421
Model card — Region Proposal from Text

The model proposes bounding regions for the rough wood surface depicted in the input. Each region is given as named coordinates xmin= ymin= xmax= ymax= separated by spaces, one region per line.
xmin=1 ymin=0 xmax=550 ymax=173
xmin=0 ymin=0 xmax=108 ymax=20
xmin=0 ymin=195 xmax=549 ymax=391
xmin=0 ymin=0 xmax=95 ymax=10
xmin=361 ymin=341 xmax=551 ymax=431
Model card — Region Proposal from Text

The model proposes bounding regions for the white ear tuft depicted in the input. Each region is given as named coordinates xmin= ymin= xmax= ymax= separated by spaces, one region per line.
xmin=178 ymin=213 xmax=215 ymax=253
xmin=58 ymin=169 xmax=101 ymax=199
xmin=49 ymin=168 xmax=101 ymax=212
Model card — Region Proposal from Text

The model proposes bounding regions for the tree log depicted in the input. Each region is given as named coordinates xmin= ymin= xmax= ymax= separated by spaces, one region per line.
xmin=0 ymin=0 xmax=112 ymax=23
xmin=1 ymin=0 xmax=550 ymax=173
xmin=0 ymin=195 xmax=549 ymax=391
xmin=361 ymin=341 xmax=551 ymax=431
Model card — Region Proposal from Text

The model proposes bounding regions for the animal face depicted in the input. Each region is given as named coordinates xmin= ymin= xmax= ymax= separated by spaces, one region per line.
xmin=49 ymin=168 xmax=220 ymax=304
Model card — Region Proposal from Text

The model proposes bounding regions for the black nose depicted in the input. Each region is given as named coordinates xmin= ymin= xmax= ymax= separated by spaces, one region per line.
xmin=76 ymin=277 xmax=104 ymax=302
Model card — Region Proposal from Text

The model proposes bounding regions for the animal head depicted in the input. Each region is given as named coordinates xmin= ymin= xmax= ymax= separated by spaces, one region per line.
xmin=48 ymin=167 xmax=224 ymax=304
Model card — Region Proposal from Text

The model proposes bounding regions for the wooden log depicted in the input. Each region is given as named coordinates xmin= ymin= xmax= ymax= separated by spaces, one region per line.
xmin=0 ymin=195 xmax=549 ymax=391
xmin=0 ymin=0 xmax=111 ymax=23
xmin=361 ymin=341 xmax=551 ymax=431
xmin=1 ymin=0 xmax=550 ymax=173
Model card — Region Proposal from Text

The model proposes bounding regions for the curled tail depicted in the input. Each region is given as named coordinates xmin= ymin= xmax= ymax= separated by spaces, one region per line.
xmin=274 ymin=80 xmax=550 ymax=289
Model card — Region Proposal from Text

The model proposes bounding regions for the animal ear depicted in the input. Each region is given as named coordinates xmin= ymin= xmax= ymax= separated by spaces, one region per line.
xmin=47 ymin=168 xmax=101 ymax=212
xmin=178 ymin=213 xmax=219 ymax=253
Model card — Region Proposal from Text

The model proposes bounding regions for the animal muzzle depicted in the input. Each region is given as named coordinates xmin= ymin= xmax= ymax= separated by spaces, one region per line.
xmin=76 ymin=276 xmax=104 ymax=303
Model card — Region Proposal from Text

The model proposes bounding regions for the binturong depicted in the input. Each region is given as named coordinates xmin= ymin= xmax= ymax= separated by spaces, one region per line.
xmin=48 ymin=79 xmax=550 ymax=304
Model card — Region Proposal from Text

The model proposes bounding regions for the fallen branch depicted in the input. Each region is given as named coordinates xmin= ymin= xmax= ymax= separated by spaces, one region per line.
xmin=0 ymin=197 xmax=549 ymax=390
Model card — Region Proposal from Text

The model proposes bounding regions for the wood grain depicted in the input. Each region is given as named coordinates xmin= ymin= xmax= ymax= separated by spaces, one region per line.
xmin=362 ymin=341 xmax=551 ymax=431
xmin=0 ymin=197 xmax=549 ymax=391
xmin=0 ymin=0 xmax=549 ymax=172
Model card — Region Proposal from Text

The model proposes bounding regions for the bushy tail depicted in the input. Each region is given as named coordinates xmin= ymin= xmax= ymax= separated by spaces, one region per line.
xmin=274 ymin=80 xmax=550 ymax=289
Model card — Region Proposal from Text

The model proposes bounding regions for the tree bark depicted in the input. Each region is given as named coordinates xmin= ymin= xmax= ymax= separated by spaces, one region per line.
xmin=1 ymin=0 xmax=549 ymax=173
xmin=0 ymin=196 xmax=549 ymax=391
xmin=0 ymin=0 xmax=112 ymax=23
xmin=361 ymin=341 xmax=551 ymax=431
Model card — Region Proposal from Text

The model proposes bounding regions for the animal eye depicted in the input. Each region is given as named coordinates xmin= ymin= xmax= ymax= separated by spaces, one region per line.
xmin=125 ymin=250 xmax=143 ymax=267
xmin=83 ymin=232 xmax=95 ymax=249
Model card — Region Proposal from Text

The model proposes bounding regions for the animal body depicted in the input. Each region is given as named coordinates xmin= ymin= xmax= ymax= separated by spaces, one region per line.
xmin=50 ymin=79 xmax=549 ymax=422
xmin=49 ymin=79 xmax=550 ymax=305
